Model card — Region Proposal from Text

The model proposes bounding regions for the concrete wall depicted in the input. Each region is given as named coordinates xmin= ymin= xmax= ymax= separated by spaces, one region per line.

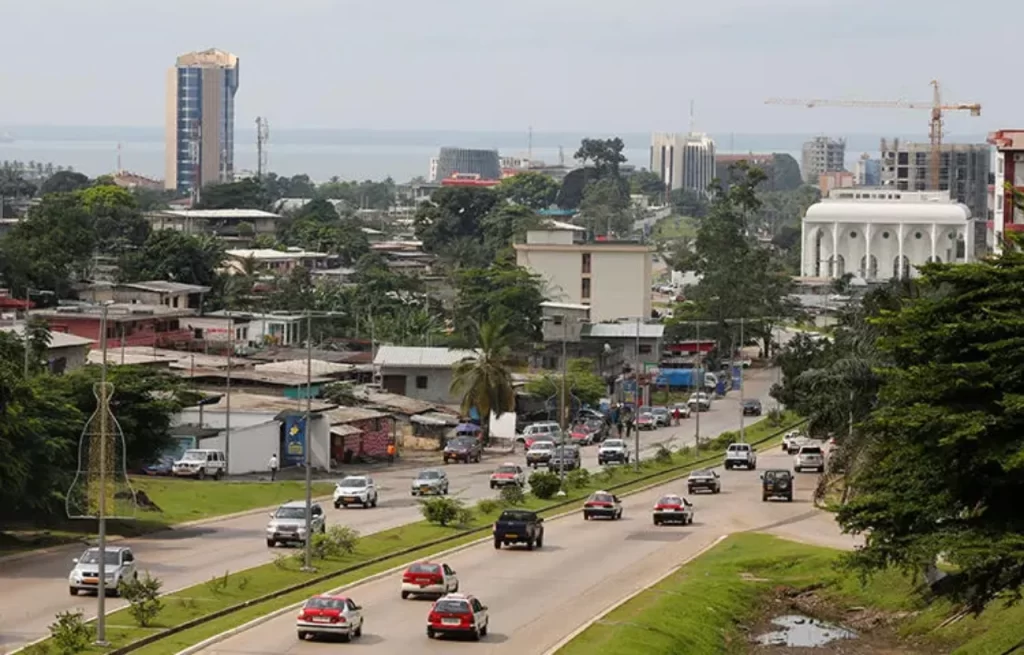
xmin=380 ymin=367 xmax=457 ymax=406
xmin=198 ymin=420 xmax=279 ymax=475
xmin=48 ymin=345 xmax=88 ymax=373
xmin=590 ymin=250 xmax=651 ymax=322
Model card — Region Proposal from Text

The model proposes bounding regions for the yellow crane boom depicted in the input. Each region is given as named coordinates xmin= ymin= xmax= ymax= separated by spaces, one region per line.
xmin=766 ymin=81 xmax=981 ymax=191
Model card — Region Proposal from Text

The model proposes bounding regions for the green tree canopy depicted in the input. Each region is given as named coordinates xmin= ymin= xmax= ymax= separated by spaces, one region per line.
xmin=413 ymin=186 xmax=499 ymax=257
xmin=836 ymin=244 xmax=1024 ymax=612
xmin=629 ymin=170 xmax=665 ymax=202
xmin=79 ymin=184 xmax=150 ymax=255
xmin=449 ymin=319 xmax=516 ymax=440
xmin=579 ymin=177 xmax=632 ymax=236
xmin=118 ymin=230 xmax=224 ymax=288
xmin=480 ymin=204 xmax=543 ymax=259
xmin=453 ymin=259 xmax=544 ymax=347
xmin=496 ymin=172 xmax=560 ymax=210
xmin=196 ymin=178 xmax=271 ymax=210
xmin=524 ymin=358 xmax=606 ymax=407
xmin=670 ymin=188 xmax=710 ymax=218
xmin=575 ymin=137 xmax=627 ymax=177
xmin=39 ymin=170 xmax=90 ymax=195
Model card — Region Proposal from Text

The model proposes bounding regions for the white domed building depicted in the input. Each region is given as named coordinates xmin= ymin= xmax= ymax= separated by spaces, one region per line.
xmin=800 ymin=189 xmax=978 ymax=281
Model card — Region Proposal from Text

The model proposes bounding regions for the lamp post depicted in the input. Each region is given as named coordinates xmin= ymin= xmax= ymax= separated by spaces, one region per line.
xmin=225 ymin=310 xmax=233 ymax=473
xmin=694 ymin=319 xmax=702 ymax=450
xmin=634 ymin=316 xmax=642 ymax=473
xmin=95 ymin=303 xmax=110 ymax=646
xmin=21 ymin=288 xmax=53 ymax=377
xmin=541 ymin=313 xmax=586 ymax=496
xmin=738 ymin=317 xmax=746 ymax=442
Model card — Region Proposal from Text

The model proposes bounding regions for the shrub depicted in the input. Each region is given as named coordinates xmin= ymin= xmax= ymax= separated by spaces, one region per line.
xmin=49 ymin=610 xmax=91 ymax=655
xmin=455 ymin=506 xmax=475 ymax=527
xmin=565 ymin=468 xmax=591 ymax=490
xmin=205 ymin=570 xmax=230 ymax=594
xmin=710 ymin=430 xmax=736 ymax=450
xmin=528 ymin=471 xmax=562 ymax=499
xmin=654 ymin=443 xmax=673 ymax=464
xmin=308 ymin=525 xmax=361 ymax=560
xmin=121 ymin=571 xmax=164 ymax=627
xmin=500 ymin=484 xmax=526 ymax=506
xmin=420 ymin=496 xmax=466 ymax=527
xmin=600 ymin=465 xmax=618 ymax=482
xmin=767 ymin=408 xmax=784 ymax=426
xmin=476 ymin=498 xmax=501 ymax=515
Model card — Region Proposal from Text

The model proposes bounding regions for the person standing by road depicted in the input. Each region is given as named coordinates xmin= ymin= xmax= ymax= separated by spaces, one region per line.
xmin=268 ymin=453 xmax=278 ymax=481
xmin=386 ymin=441 xmax=396 ymax=465
xmin=624 ymin=410 xmax=635 ymax=440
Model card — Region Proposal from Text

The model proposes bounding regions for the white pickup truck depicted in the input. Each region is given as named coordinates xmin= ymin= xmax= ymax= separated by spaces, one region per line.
xmin=724 ymin=443 xmax=757 ymax=470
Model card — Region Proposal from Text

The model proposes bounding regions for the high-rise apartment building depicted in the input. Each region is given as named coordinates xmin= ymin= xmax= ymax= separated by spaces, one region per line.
xmin=801 ymin=136 xmax=846 ymax=184
xmin=854 ymin=154 xmax=881 ymax=186
xmin=879 ymin=138 xmax=990 ymax=223
xmin=164 ymin=49 xmax=240 ymax=194
xmin=650 ymin=133 xmax=716 ymax=196
xmin=987 ymin=129 xmax=1024 ymax=253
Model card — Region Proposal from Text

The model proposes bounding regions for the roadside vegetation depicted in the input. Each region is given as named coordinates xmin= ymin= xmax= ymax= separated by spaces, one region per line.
xmin=557 ymin=532 xmax=1024 ymax=655
xmin=19 ymin=414 xmax=802 ymax=655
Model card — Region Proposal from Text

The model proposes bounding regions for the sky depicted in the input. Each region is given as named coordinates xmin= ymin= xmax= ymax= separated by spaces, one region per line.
xmin=0 ymin=0 xmax=1015 ymax=136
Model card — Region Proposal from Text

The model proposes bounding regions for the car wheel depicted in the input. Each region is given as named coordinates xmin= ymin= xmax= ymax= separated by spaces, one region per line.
xmin=214 ymin=469 xmax=224 ymax=481
xmin=411 ymin=491 xmax=417 ymax=497
xmin=787 ymin=494 xmax=793 ymax=502
xmin=354 ymin=621 xmax=363 ymax=638
xmin=334 ymin=500 xmax=342 ymax=509
xmin=339 ymin=633 xmax=351 ymax=643
xmin=69 ymin=587 xmax=78 ymax=596
xmin=490 ymin=482 xmax=496 ymax=489
xmin=197 ymin=468 xmax=205 ymax=480
xmin=653 ymin=518 xmax=660 ymax=526
xmin=616 ymin=509 xmax=623 ymax=520
xmin=266 ymin=539 xmax=275 ymax=547
xmin=371 ymin=495 xmax=378 ymax=508
xmin=298 ymin=631 xmax=308 ymax=640
xmin=583 ymin=512 xmax=590 ymax=520
xmin=536 ymin=533 xmax=543 ymax=548
xmin=453 ymin=581 xmax=459 ymax=592
xmin=401 ymin=591 xmax=410 ymax=599
xmin=480 ymin=620 xmax=488 ymax=637
xmin=526 ymin=538 xmax=534 ymax=551
xmin=493 ymin=539 xmax=501 ymax=550
xmin=427 ymin=627 xmax=436 ymax=639
xmin=762 ymin=495 xmax=768 ymax=502
xmin=362 ymin=498 xmax=369 ymax=508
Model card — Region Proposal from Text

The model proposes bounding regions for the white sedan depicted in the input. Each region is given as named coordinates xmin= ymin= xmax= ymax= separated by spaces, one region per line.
xmin=296 ymin=594 xmax=364 ymax=642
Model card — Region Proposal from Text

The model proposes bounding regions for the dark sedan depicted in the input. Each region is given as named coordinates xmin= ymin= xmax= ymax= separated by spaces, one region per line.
xmin=742 ymin=399 xmax=762 ymax=416
xmin=443 ymin=437 xmax=482 ymax=464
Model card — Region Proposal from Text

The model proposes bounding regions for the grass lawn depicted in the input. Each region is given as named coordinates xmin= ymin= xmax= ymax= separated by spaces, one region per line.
xmin=652 ymin=215 xmax=697 ymax=241
xmin=555 ymin=533 xmax=1024 ymax=655
xmin=21 ymin=414 xmax=804 ymax=655
xmin=0 ymin=479 xmax=336 ymax=555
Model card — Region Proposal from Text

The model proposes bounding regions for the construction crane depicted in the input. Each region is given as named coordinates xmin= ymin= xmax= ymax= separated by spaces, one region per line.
xmin=766 ymin=80 xmax=981 ymax=191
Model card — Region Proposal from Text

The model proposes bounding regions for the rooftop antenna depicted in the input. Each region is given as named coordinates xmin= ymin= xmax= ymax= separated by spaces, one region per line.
xmin=528 ymin=125 xmax=533 ymax=163
xmin=255 ymin=117 xmax=270 ymax=180
xmin=689 ymin=100 xmax=695 ymax=134
xmin=116 ymin=142 xmax=123 ymax=175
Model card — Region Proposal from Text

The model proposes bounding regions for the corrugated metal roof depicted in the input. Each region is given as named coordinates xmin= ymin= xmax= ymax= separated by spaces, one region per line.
xmin=326 ymin=407 xmax=390 ymax=424
xmin=1 ymin=325 xmax=93 ymax=349
xmin=374 ymin=345 xmax=476 ymax=369
xmin=254 ymin=359 xmax=355 ymax=377
xmin=585 ymin=323 xmax=665 ymax=339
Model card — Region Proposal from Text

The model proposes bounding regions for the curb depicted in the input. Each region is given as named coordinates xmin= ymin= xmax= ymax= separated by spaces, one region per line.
xmin=0 ymin=496 xmax=334 ymax=567
xmin=168 ymin=422 xmax=801 ymax=655
xmin=540 ymin=534 xmax=730 ymax=655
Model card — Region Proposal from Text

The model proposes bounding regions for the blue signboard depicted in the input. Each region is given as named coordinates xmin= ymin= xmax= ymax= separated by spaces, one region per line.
xmin=284 ymin=416 xmax=306 ymax=466
xmin=731 ymin=365 xmax=742 ymax=391
xmin=622 ymin=379 xmax=638 ymax=405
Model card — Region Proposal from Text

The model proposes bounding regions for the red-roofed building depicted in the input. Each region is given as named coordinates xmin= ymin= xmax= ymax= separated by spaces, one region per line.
xmin=988 ymin=129 xmax=1024 ymax=248
xmin=439 ymin=173 xmax=501 ymax=188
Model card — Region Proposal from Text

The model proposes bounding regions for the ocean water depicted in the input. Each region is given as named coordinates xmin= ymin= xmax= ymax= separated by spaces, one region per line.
xmin=0 ymin=127 xmax=981 ymax=183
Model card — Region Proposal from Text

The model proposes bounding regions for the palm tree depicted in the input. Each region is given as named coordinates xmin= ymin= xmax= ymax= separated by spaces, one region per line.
xmin=449 ymin=319 xmax=516 ymax=444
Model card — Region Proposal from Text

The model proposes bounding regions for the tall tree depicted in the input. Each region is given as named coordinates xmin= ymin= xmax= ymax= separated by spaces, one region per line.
xmin=496 ymin=171 xmax=560 ymax=210
xmin=629 ymin=170 xmax=666 ymax=202
xmin=579 ymin=178 xmax=631 ymax=236
xmin=453 ymin=259 xmax=544 ymax=347
xmin=196 ymin=178 xmax=270 ymax=210
xmin=118 ymin=230 xmax=224 ymax=287
xmin=449 ymin=319 xmax=516 ymax=442
xmin=670 ymin=188 xmax=710 ymax=218
xmin=480 ymin=204 xmax=543 ymax=259
xmin=837 ymin=244 xmax=1024 ymax=612
xmin=413 ymin=186 xmax=498 ymax=258
xmin=79 ymin=184 xmax=150 ymax=255
xmin=39 ymin=170 xmax=90 ymax=195
xmin=574 ymin=137 xmax=627 ymax=177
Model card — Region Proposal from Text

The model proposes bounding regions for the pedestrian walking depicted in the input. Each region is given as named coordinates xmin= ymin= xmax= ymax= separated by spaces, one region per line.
xmin=625 ymin=413 xmax=634 ymax=440
xmin=268 ymin=453 xmax=278 ymax=481
xmin=386 ymin=442 xmax=396 ymax=465
xmin=672 ymin=407 xmax=681 ymax=425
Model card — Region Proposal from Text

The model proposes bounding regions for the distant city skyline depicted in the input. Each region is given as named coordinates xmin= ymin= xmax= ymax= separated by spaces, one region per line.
xmin=0 ymin=0 xmax=1015 ymax=136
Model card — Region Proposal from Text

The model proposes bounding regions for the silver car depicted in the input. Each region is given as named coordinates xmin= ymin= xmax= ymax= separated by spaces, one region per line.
xmin=266 ymin=501 xmax=325 ymax=547
xmin=411 ymin=469 xmax=449 ymax=496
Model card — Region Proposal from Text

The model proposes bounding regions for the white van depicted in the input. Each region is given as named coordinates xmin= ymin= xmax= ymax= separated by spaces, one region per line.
xmin=172 ymin=449 xmax=227 ymax=480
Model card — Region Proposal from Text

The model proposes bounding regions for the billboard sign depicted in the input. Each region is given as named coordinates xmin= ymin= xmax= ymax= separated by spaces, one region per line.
xmin=284 ymin=415 xmax=306 ymax=466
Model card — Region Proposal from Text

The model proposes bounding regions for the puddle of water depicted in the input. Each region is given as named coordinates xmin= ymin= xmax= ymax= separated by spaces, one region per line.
xmin=756 ymin=614 xmax=857 ymax=647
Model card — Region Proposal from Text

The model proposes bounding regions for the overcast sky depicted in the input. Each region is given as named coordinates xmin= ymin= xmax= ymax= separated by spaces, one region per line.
xmin=0 ymin=0 xmax=1013 ymax=136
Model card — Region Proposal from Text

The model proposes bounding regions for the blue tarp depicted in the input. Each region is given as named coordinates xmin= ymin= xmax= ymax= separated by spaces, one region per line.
xmin=655 ymin=369 xmax=703 ymax=388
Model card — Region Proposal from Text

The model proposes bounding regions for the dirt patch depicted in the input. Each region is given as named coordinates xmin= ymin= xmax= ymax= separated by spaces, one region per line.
xmin=743 ymin=586 xmax=929 ymax=654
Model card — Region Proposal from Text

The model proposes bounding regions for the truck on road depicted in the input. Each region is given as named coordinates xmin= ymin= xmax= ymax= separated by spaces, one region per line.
xmin=492 ymin=509 xmax=544 ymax=550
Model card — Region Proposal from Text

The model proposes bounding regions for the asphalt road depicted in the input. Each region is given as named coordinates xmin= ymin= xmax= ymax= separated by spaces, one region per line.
xmin=193 ymin=445 xmax=857 ymax=655
xmin=0 ymin=369 xmax=779 ymax=652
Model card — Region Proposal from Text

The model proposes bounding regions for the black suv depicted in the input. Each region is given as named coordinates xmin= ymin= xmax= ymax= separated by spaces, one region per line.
xmin=443 ymin=437 xmax=482 ymax=464
xmin=742 ymin=398 xmax=763 ymax=416
xmin=761 ymin=469 xmax=793 ymax=502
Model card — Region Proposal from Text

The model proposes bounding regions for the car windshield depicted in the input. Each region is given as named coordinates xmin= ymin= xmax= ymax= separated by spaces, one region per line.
xmin=274 ymin=507 xmax=305 ymax=519
xmin=180 ymin=451 xmax=205 ymax=461
xmin=800 ymin=447 xmax=823 ymax=455
xmin=640 ymin=413 xmax=653 ymax=419
xmin=652 ymin=408 xmax=668 ymax=415
xmin=529 ymin=442 xmax=554 ymax=451
xmin=744 ymin=400 xmax=760 ymax=406
xmin=690 ymin=469 xmax=713 ymax=477
xmin=417 ymin=471 xmax=442 ymax=480
xmin=552 ymin=447 xmax=575 ymax=457
xmin=728 ymin=445 xmax=749 ymax=452
xmin=79 ymin=550 xmax=121 ymax=565
xmin=499 ymin=510 xmax=536 ymax=522
xmin=639 ymin=406 xmax=652 ymax=413
xmin=339 ymin=478 xmax=367 ymax=488
xmin=434 ymin=600 xmax=470 ymax=613
xmin=305 ymin=597 xmax=346 ymax=610
xmin=592 ymin=493 xmax=614 ymax=503
xmin=408 ymin=563 xmax=441 ymax=574
xmin=496 ymin=465 xmax=518 ymax=474
xmin=657 ymin=496 xmax=682 ymax=505
xmin=765 ymin=471 xmax=790 ymax=481
xmin=604 ymin=440 xmax=624 ymax=448
xmin=449 ymin=439 xmax=474 ymax=449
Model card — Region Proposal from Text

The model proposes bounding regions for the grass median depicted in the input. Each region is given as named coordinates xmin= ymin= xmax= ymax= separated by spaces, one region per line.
xmin=1 ymin=479 xmax=336 ymax=556
xmin=554 ymin=532 xmax=1024 ymax=655
xmin=21 ymin=412 xmax=802 ymax=655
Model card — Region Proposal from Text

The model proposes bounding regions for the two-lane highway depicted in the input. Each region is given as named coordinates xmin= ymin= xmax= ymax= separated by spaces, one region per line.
xmin=195 ymin=444 xmax=854 ymax=655
xmin=0 ymin=369 xmax=778 ymax=652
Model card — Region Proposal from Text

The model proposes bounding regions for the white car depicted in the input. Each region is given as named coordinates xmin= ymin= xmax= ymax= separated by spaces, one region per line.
xmin=516 ymin=422 xmax=562 ymax=447
xmin=333 ymin=475 xmax=379 ymax=509
xmin=171 ymin=449 xmax=226 ymax=480
xmin=489 ymin=463 xmax=526 ymax=489
xmin=724 ymin=443 xmax=757 ymax=470
xmin=794 ymin=444 xmax=826 ymax=473
xmin=296 ymin=594 xmax=364 ymax=642
xmin=597 ymin=439 xmax=630 ymax=465
xmin=782 ymin=431 xmax=806 ymax=454
xmin=688 ymin=392 xmax=712 ymax=412
xmin=652 ymin=494 xmax=694 ymax=525
xmin=68 ymin=546 xmax=137 ymax=596
xmin=411 ymin=469 xmax=449 ymax=496
xmin=401 ymin=561 xmax=460 ymax=599
xmin=266 ymin=501 xmax=325 ymax=547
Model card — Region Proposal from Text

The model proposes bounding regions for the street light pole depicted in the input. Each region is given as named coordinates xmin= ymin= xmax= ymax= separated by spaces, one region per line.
xmin=557 ymin=319 xmax=568 ymax=495
xmin=303 ymin=310 xmax=314 ymax=571
xmin=95 ymin=303 xmax=110 ymax=646
xmin=738 ymin=317 xmax=746 ymax=442
xmin=225 ymin=311 xmax=233 ymax=471
xmin=695 ymin=319 xmax=701 ymax=450
xmin=634 ymin=316 xmax=641 ymax=473
xmin=22 ymin=288 xmax=30 ymax=377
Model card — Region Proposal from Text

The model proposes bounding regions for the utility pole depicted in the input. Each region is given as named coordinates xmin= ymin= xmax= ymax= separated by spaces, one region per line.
xmin=694 ymin=320 xmax=701 ymax=450
xmin=22 ymin=288 xmax=30 ymax=377
xmin=303 ymin=310 xmax=314 ymax=571
xmin=95 ymin=304 xmax=110 ymax=646
xmin=738 ymin=317 xmax=746 ymax=442
xmin=225 ymin=312 xmax=233 ymax=471
xmin=634 ymin=316 xmax=641 ymax=473
xmin=557 ymin=319 xmax=568 ymax=496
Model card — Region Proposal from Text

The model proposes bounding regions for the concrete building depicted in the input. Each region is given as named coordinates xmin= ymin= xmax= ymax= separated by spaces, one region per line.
xmin=800 ymin=189 xmax=977 ymax=282
xmin=585 ymin=321 xmax=665 ymax=374
xmin=801 ymin=137 xmax=846 ymax=184
xmin=372 ymin=345 xmax=476 ymax=405
xmin=879 ymin=138 xmax=990 ymax=223
xmin=204 ymin=310 xmax=308 ymax=348
xmin=433 ymin=148 xmax=502 ymax=182
xmin=164 ymin=48 xmax=240 ymax=194
xmin=854 ymin=154 xmax=882 ymax=186
xmin=819 ymin=171 xmax=855 ymax=195
xmin=223 ymin=248 xmax=332 ymax=275
xmin=1 ymin=324 xmax=92 ymax=373
xmin=514 ymin=221 xmax=653 ymax=323
xmin=145 ymin=208 xmax=282 ymax=239
xmin=78 ymin=281 xmax=209 ymax=310
xmin=31 ymin=303 xmax=197 ymax=348
xmin=650 ymin=133 xmax=716 ymax=196
xmin=987 ymin=129 xmax=1024 ymax=252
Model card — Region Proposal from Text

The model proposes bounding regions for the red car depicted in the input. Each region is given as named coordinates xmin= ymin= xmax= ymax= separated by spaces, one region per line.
xmin=569 ymin=426 xmax=596 ymax=445
xmin=401 ymin=561 xmax=460 ymax=599
xmin=296 ymin=594 xmax=364 ymax=642
xmin=426 ymin=593 xmax=490 ymax=641
xmin=636 ymin=413 xmax=656 ymax=431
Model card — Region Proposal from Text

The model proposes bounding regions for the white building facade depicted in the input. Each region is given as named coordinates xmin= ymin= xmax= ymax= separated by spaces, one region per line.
xmin=650 ymin=132 xmax=716 ymax=196
xmin=801 ymin=189 xmax=976 ymax=282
